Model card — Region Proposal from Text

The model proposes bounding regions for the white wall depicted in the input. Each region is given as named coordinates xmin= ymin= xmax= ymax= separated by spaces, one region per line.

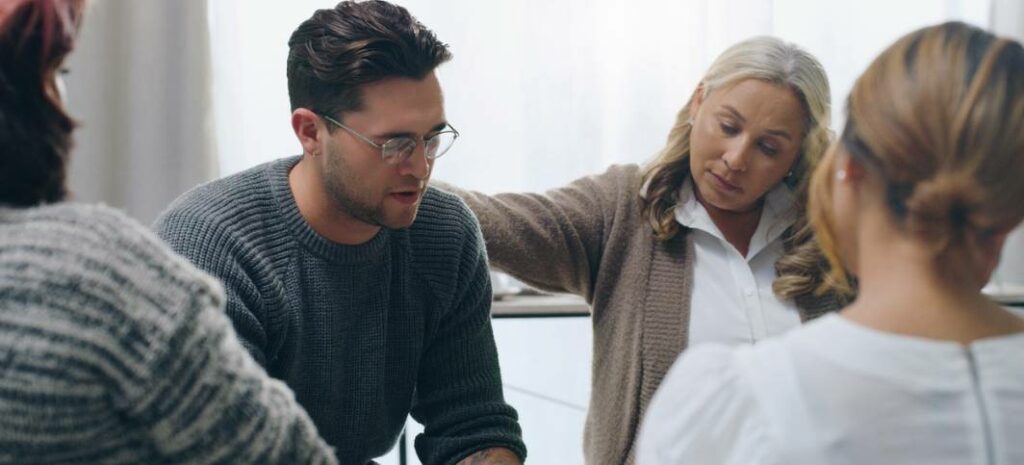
xmin=988 ymin=0 xmax=1024 ymax=295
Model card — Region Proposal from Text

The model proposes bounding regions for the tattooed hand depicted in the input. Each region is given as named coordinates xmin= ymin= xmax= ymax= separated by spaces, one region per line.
xmin=455 ymin=447 xmax=523 ymax=465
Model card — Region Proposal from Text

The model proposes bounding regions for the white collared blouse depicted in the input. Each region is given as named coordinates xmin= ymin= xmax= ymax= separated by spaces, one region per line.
xmin=674 ymin=177 xmax=801 ymax=346
xmin=637 ymin=314 xmax=1024 ymax=465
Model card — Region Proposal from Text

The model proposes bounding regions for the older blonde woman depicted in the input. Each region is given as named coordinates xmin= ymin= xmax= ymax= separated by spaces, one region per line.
xmin=639 ymin=21 xmax=1024 ymax=465
xmin=438 ymin=36 xmax=839 ymax=464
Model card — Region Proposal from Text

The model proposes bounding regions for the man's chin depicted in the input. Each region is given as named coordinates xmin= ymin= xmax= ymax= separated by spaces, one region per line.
xmin=380 ymin=210 xmax=419 ymax=230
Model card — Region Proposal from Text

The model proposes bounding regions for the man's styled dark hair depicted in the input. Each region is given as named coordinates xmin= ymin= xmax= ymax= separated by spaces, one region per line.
xmin=286 ymin=0 xmax=452 ymax=120
xmin=0 ymin=0 xmax=84 ymax=207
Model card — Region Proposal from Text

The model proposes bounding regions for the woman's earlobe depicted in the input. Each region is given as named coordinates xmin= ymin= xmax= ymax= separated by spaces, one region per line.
xmin=835 ymin=152 xmax=866 ymax=183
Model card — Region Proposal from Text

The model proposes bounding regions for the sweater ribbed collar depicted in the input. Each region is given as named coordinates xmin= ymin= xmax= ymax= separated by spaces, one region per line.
xmin=268 ymin=156 xmax=390 ymax=263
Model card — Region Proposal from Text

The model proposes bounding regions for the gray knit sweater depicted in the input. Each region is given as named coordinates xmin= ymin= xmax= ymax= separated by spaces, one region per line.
xmin=0 ymin=203 xmax=337 ymax=465
xmin=435 ymin=164 xmax=842 ymax=465
xmin=153 ymin=156 xmax=525 ymax=465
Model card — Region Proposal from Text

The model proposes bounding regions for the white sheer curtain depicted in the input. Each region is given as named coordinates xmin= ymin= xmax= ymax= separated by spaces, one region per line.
xmin=208 ymin=0 xmax=991 ymax=192
xmin=65 ymin=0 xmax=216 ymax=224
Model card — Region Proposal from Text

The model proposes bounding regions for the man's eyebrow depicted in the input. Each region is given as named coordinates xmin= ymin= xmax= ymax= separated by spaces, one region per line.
xmin=427 ymin=122 xmax=449 ymax=133
xmin=376 ymin=122 xmax=450 ymax=139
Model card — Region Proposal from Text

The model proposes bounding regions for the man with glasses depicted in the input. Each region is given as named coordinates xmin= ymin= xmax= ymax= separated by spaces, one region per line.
xmin=154 ymin=2 xmax=525 ymax=464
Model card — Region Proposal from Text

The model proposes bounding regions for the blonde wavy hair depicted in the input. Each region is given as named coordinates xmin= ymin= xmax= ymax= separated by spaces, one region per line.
xmin=639 ymin=36 xmax=834 ymax=300
xmin=809 ymin=22 xmax=1024 ymax=294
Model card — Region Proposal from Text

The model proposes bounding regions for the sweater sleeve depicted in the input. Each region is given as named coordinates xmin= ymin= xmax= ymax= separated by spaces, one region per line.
xmin=154 ymin=209 xmax=271 ymax=366
xmin=409 ymin=201 xmax=527 ymax=465
xmin=124 ymin=279 xmax=337 ymax=465
xmin=432 ymin=166 xmax=640 ymax=301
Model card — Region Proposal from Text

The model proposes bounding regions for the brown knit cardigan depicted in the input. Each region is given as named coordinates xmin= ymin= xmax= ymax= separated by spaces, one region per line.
xmin=436 ymin=164 xmax=841 ymax=465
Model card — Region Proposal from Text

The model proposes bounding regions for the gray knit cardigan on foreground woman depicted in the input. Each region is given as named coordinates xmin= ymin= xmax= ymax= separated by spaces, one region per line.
xmin=0 ymin=203 xmax=337 ymax=465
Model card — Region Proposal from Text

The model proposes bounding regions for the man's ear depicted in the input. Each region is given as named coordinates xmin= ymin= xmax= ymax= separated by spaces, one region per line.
xmin=688 ymin=82 xmax=706 ymax=121
xmin=292 ymin=108 xmax=323 ymax=156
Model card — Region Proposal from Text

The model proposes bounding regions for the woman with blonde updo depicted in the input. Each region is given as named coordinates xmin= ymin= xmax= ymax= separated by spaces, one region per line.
xmin=638 ymin=21 xmax=1024 ymax=465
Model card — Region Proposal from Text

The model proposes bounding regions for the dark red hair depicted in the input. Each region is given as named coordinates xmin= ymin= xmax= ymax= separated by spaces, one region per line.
xmin=0 ymin=0 xmax=85 ymax=206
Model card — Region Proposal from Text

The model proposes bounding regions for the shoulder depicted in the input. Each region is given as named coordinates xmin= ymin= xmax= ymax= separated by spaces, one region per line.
xmin=566 ymin=164 xmax=647 ymax=228
xmin=6 ymin=203 xmax=216 ymax=283
xmin=153 ymin=160 xmax=291 ymax=263
xmin=417 ymin=186 xmax=480 ymax=233
xmin=637 ymin=343 xmax=782 ymax=465
xmin=567 ymin=163 xmax=644 ymax=202
xmin=646 ymin=344 xmax=750 ymax=424
xmin=1 ymin=202 xmax=225 ymax=336
xmin=412 ymin=186 xmax=483 ymax=253
xmin=584 ymin=163 xmax=644 ymax=196
xmin=409 ymin=187 xmax=488 ymax=303
xmin=598 ymin=163 xmax=643 ymax=185
xmin=155 ymin=161 xmax=275 ymax=232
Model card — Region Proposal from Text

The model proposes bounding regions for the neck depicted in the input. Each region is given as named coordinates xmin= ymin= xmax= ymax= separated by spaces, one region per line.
xmin=289 ymin=156 xmax=380 ymax=245
xmin=843 ymin=238 xmax=1024 ymax=344
xmin=695 ymin=190 xmax=763 ymax=257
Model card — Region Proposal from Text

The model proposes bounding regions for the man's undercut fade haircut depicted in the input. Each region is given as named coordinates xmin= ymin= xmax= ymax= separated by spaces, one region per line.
xmin=286 ymin=0 xmax=452 ymax=120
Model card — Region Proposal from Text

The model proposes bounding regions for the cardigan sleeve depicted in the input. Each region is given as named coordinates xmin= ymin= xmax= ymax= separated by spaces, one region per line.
xmin=432 ymin=164 xmax=639 ymax=301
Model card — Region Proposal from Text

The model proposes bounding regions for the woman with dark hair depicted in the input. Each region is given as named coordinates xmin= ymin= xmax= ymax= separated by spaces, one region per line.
xmin=638 ymin=21 xmax=1024 ymax=464
xmin=0 ymin=1 xmax=337 ymax=463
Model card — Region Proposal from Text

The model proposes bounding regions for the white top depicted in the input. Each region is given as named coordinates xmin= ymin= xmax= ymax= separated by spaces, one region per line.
xmin=637 ymin=313 xmax=1024 ymax=465
xmin=674 ymin=178 xmax=802 ymax=346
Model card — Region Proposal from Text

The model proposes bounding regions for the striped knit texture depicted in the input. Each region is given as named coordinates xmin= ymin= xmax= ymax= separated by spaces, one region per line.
xmin=153 ymin=156 xmax=525 ymax=465
xmin=435 ymin=164 xmax=843 ymax=465
xmin=0 ymin=203 xmax=337 ymax=465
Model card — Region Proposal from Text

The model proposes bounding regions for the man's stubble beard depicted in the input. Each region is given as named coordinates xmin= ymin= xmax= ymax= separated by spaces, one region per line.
xmin=321 ymin=145 xmax=389 ymax=229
